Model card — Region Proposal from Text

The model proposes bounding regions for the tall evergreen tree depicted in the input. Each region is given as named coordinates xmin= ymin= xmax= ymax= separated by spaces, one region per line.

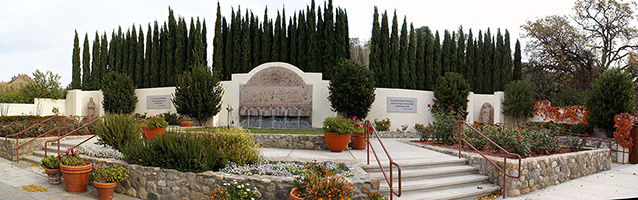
xmin=159 ymin=24 xmax=168 ymax=86
xmin=144 ymin=24 xmax=153 ymax=88
xmin=433 ymin=31 xmax=442 ymax=86
xmin=502 ymin=30 xmax=513 ymax=87
xmin=466 ymin=30 xmax=476 ymax=91
xmin=483 ymin=29 xmax=493 ymax=93
xmin=289 ymin=16 xmax=297 ymax=65
xmin=223 ymin=18 xmax=233 ymax=80
xmin=424 ymin=27 xmax=434 ymax=90
xmin=407 ymin=24 xmax=417 ymax=89
xmin=100 ymin=33 xmax=108 ymax=88
xmin=251 ymin=14 xmax=261 ymax=68
xmin=175 ymin=18 xmax=187 ymax=77
xmin=241 ymin=12 xmax=251 ymax=72
xmin=441 ymin=30 xmax=452 ymax=75
xmin=398 ymin=17 xmax=409 ymax=88
xmin=370 ymin=7 xmax=381 ymax=87
xmin=136 ymin=25 xmax=144 ymax=88
xmin=116 ymin=27 xmax=124 ymax=74
xmin=82 ymin=33 xmax=91 ymax=90
xmin=151 ymin=21 xmax=160 ymax=87
xmin=122 ymin=30 xmax=130 ymax=79
xmin=272 ymin=12 xmax=282 ymax=62
xmin=307 ymin=0 xmax=318 ymax=72
xmin=108 ymin=31 xmax=117 ymax=74
xmin=322 ymin=1 xmax=335 ymax=79
xmin=415 ymin=27 xmax=426 ymax=90
xmin=129 ymin=27 xmax=138 ymax=85
xmin=492 ymin=29 xmax=503 ymax=91
xmin=336 ymin=8 xmax=349 ymax=61
xmin=168 ymin=8 xmax=177 ymax=85
xmin=261 ymin=7 xmax=271 ymax=64
xmin=476 ymin=31 xmax=484 ymax=93
xmin=281 ymin=9 xmax=288 ymax=63
xmin=513 ymin=40 xmax=522 ymax=81
xmin=389 ymin=11 xmax=400 ymax=88
xmin=212 ymin=2 xmax=224 ymax=80
xmin=72 ymin=30 xmax=81 ymax=89
xmin=91 ymin=32 xmax=101 ymax=90
xmin=456 ymin=27 xmax=466 ymax=78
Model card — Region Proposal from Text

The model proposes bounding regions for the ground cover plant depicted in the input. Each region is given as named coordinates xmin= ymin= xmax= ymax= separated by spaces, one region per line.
xmin=221 ymin=160 xmax=353 ymax=177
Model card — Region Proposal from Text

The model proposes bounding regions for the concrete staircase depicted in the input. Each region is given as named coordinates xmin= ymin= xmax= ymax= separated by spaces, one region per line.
xmin=21 ymin=139 xmax=86 ymax=165
xmin=364 ymin=157 xmax=500 ymax=200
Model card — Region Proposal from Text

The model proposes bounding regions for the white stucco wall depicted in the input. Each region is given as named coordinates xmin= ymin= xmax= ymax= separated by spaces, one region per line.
xmin=0 ymin=98 xmax=66 ymax=116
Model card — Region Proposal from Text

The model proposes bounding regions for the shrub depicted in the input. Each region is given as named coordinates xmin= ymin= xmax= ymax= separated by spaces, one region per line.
xmin=211 ymin=127 xmax=261 ymax=166
xmin=374 ymin=118 xmax=391 ymax=131
xmin=40 ymin=155 xmax=61 ymax=169
xmin=565 ymin=136 xmax=583 ymax=152
xmin=294 ymin=169 xmax=354 ymax=200
xmin=328 ymin=59 xmax=376 ymax=119
xmin=322 ymin=116 xmax=356 ymax=134
xmin=92 ymin=165 xmax=129 ymax=183
xmin=61 ymin=149 xmax=85 ymax=166
xmin=101 ymin=72 xmax=137 ymax=114
xmin=425 ymin=103 xmax=465 ymax=145
xmin=210 ymin=182 xmax=261 ymax=200
xmin=172 ymin=65 xmax=223 ymax=126
xmin=433 ymin=72 xmax=470 ymax=119
xmin=143 ymin=116 xmax=168 ymax=129
xmin=90 ymin=114 xmax=142 ymax=152
xmin=158 ymin=112 xmax=179 ymax=125
xmin=503 ymin=80 xmax=536 ymax=124
xmin=586 ymin=68 xmax=635 ymax=136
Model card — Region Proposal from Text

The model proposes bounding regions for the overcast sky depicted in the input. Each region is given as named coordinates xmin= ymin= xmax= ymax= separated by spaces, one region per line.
xmin=0 ymin=0 xmax=575 ymax=86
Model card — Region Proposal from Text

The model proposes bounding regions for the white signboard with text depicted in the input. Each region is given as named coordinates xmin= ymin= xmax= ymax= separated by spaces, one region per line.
xmin=387 ymin=97 xmax=417 ymax=113
xmin=147 ymin=95 xmax=171 ymax=109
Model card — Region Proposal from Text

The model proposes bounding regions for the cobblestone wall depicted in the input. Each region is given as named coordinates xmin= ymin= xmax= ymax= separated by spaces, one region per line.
xmin=253 ymin=134 xmax=328 ymax=150
xmin=410 ymin=141 xmax=611 ymax=197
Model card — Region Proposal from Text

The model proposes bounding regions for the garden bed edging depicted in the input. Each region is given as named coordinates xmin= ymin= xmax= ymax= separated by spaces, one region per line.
xmin=408 ymin=141 xmax=611 ymax=197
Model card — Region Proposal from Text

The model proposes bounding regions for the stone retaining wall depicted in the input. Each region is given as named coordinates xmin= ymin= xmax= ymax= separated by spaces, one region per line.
xmin=409 ymin=141 xmax=611 ymax=197
xmin=376 ymin=131 xmax=419 ymax=138
xmin=253 ymin=134 xmax=328 ymax=150
xmin=84 ymin=157 xmax=379 ymax=200
xmin=0 ymin=135 xmax=94 ymax=161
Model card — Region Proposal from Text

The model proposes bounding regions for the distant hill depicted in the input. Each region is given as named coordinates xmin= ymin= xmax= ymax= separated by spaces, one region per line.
xmin=0 ymin=74 xmax=34 ymax=93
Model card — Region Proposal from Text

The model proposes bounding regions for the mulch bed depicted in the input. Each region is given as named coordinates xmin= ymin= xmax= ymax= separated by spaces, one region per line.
xmin=414 ymin=140 xmax=577 ymax=159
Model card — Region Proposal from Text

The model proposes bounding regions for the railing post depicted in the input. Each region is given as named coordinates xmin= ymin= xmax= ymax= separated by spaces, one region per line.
xmin=503 ymin=157 xmax=507 ymax=198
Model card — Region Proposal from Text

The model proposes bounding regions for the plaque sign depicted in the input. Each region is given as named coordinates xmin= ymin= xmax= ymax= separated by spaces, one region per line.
xmin=387 ymin=97 xmax=417 ymax=113
xmin=147 ymin=95 xmax=171 ymax=109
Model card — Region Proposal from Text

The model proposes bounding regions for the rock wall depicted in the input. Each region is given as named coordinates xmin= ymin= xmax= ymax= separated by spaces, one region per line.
xmin=410 ymin=141 xmax=611 ymax=197
xmin=253 ymin=134 xmax=328 ymax=150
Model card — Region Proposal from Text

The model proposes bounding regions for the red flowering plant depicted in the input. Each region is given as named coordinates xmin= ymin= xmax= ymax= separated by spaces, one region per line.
xmin=424 ymin=100 xmax=465 ymax=145
xmin=613 ymin=113 xmax=636 ymax=149
xmin=293 ymin=168 xmax=354 ymax=200
xmin=351 ymin=116 xmax=365 ymax=135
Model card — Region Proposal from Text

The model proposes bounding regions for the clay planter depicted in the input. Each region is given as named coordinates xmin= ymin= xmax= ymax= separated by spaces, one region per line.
xmin=60 ymin=161 xmax=92 ymax=193
xmin=94 ymin=181 xmax=117 ymax=200
xmin=351 ymin=132 xmax=366 ymax=150
xmin=44 ymin=168 xmax=62 ymax=185
xmin=289 ymin=188 xmax=304 ymax=200
xmin=142 ymin=126 xmax=165 ymax=139
xmin=324 ymin=132 xmax=352 ymax=152
xmin=180 ymin=121 xmax=193 ymax=127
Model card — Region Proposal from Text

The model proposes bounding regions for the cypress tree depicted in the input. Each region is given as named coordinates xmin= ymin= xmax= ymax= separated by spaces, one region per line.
xmin=483 ymin=29 xmax=493 ymax=93
xmin=212 ymin=2 xmax=224 ymax=80
xmin=196 ymin=18 xmax=206 ymax=67
xmin=272 ymin=12 xmax=281 ymax=62
xmin=513 ymin=40 xmax=522 ymax=81
xmin=100 ymin=33 xmax=108 ymax=87
xmin=456 ymin=27 xmax=466 ymax=79
xmin=336 ymin=8 xmax=349 ymax=61
xmin=502 ymin=30 xmax=512 ymax=87
xmin=415 ymin=26 xmax=426 ymax=90
xmin=201 ymin=19 xmax=207 ymax=67
xmin=160 ymin=24 xmax=167 ymax=86
xmin=108 ymin=31 xmax=117 ymax=74
xmin=307 ymin=0 xmax=318 ymax=72
xmin=424 ymin=27 xmax=434 ymax=90
xmin=493 ymin=29 xmax=503 ymax=91
xmin=122 ymin=30 xmax=130 ymax=79
xmin=168 ymin=8 xmax=178 ymax=85
xmin=476 ymin=30 xmax=484 ymax=93
xmin=82 ymin=33 xmax=91 ymax=90
xmin=151 ymin=21 xmax=160 ymax=87
xmin=175 ymin=18 xmax=187 ymax=77
xmin=433 ymin=31 xmax=442 ymax=86
xmin=407 ymin=23 xmax=417 ymax=89
xmin=241 ymin=12 xmax=251 ymax=72
xmin=91 ymin=32 xmax=101 ymax=90
xmin=389 ymin=11 xmax=400 ymax=88
xmin=281 ymin=9 xmax=288 ymax=63
xmin=398 ymin=17 xmax=408 ymax=88
xmin=289 ymin=16 xmax=297 ymax=66
xmin=441 ymin=30 xmax=452 ymax=75
xmin=370 ymin=7 xmax=381 ymax=87
xmin=144 ymin=24 xmax=153 ymax=88
xmin=297 ymin=12 xmax=307 ymax=71
xmin=72 ymin=30 xmax=81 ymax=89
xmin=136 ymin=25 xmax=144 ymax=88
xmin=116 ymin=27 xmax=124 ymax=74
xmin=129 ymin=27 xmax=138 ymax=85
xmin=251 ymin=14 xmax=261 ymax=68
xmin=466 ymin=29 xmax=476 ymax=91
xmin=223 ymin=18 xmax=233 ymax=80
xmin=380 ymin=11 xmax=389 ymax=87
xmin=261 ymin=7 xmax=271 ymax=64
xmin=322 ymin=3 xmax=335 ymax=78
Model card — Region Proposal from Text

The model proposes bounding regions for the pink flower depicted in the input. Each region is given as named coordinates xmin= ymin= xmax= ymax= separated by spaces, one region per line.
xmin=352 ymin=116 xmax=358 ymax=120
xmin=517 ymin=136 xmax=522 ymax=140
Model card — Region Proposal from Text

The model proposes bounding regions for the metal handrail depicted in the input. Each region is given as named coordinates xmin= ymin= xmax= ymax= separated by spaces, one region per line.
xmin=45 ymin=116 xmax=103 ymax=157
xmin=556 ymin=131 xmax=631 ymax=163
xmin=364 ymin=120 xmax=401 ymax=200
xmin=453 ymin=121 xmax=521 ymax=198
xmin=3 ymin=115 xmax=65 ymax=163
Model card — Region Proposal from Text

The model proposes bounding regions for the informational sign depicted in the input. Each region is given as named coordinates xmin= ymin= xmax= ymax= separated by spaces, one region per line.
xmin=147 ymin=95 xmax=171 ymax=109
xmin=387 ymin=97 xmax=417 ymax=113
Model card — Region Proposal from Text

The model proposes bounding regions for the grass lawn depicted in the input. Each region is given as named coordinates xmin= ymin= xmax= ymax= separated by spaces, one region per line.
xmin=183 ymin=127 xmax=324 ymax=135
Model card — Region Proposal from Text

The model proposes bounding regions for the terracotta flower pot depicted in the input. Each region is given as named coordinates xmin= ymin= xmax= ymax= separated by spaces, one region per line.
xmin=351 ymin=132 xmax=367 ymax=150
xmin=142 ymin=126 xmax=165 ymax=139
xmin=45 ymin=168 xmax=62 ymax=185
xmin=289 ymin=188 xmax=304 ymax=200
xmin=180 ymin=121 xmax=193 ymax=127
xmin=94 ymin=181 xmax=117 ymax=200
xmin=60 ymin=161 xmax=92 ymax=193
xmin=324 ymin=132 xmax=352 ymax=152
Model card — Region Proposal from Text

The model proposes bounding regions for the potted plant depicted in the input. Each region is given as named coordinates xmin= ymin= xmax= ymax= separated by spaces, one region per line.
xmin=60 ymin=149 xmax=92 ymax=193
xmin=179 ymin=116 xmax=193 ymax=127
xmin=92 ymin=164 xmax=129 ymax=200
xmin=350 ymin=117 xmax=367 ymax=150
xmin=291 ymin=168 xmax=354 ymax=200
xmin=142 ymin=116 xmax=168 ymax=139
xmin=40 ymin=155 xmax=62 ymax=184
xmin=322 ymin=116 xmax=356 ymax=152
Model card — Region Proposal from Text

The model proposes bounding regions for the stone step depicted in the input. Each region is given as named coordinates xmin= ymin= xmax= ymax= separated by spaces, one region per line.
xmin=21 ymin=155 xmax=43 ymax=166
xmin=378 ymin=174 xmax=490 ymax=194
xmin=363 ymin=157 xmax=467 ymax=172
xmin=388 ymin=183 xmax=501 ymax=200
xmin=368 ymin=165 xmax=478 ymax=181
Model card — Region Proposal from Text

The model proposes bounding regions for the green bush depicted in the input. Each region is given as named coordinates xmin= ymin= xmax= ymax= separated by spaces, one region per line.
xmin=172 ymin=65 xmax=223 ymax=126
xmin=322 ymin=116 xmax=356 ymax=134
xmin=524 ymin=122 xmax=592 ymax=135
xmin=328 ymin=59 xmax=376 ymax=119
xmin=101 ymin=72 xmax=137 ymax=114
xmin=425 ymin=104 xmax=465 ymax=145
xmin=143 ymin=116 xmax=168 ymax=129
xmin=565 ymin=136 xmax=583 ymax=152
xmin=121 ymin=128 xmax=260 ymax=172
xmin=374 ymin=118 xmax=391 ymax=131
xmin=90 ymin=114 xmax=142 ymax=152
xmin=158 ymin=112 xmax=180 ymax=125
xmin=503 ymin=80 xmax=536 ymax=124
xmin=433 ymin=72 xmax=470 ymax=119
xmin=586 ymin=68 xmax=635 ymax=135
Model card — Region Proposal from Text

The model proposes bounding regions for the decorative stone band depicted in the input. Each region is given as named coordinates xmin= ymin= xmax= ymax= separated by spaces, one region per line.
xmin=408 ymin=141 xmax=611 ymax=197
xmin=82 ymin=156 xmax=379 ymax=200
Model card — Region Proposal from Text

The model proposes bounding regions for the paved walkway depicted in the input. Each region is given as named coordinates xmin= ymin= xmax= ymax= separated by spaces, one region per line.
xmin=0 ymin=138 xmax=637 ymax=199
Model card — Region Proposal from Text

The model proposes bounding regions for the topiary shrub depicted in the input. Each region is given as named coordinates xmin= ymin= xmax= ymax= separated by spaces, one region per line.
xmin=586 ymin=68 xmax=636 ymax=136
xmin=433 ymin=72 xmax=470 ymax=119
xmin=503 ymin=80 xmax=536 ymax=124
xmin=101 ymin=72 xmax=137 ymax=114
xmin=90 ymin=113 xmax=142 ymax=152
xmin=172 ymin=65 xmax=223 ymax=126
xmin=328 ymin=59 xmax=376 ymax=119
